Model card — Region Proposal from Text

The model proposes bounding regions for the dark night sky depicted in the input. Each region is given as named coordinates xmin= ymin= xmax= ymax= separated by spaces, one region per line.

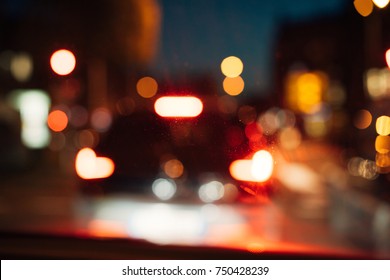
xmin=153 ymin=0 xmax=348 ymax=95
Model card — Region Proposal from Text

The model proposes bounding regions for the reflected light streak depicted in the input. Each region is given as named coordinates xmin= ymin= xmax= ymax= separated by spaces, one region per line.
xmin=128 ymin=204 xmax=205 ymax=244
xmin=154 ymin=96 xmax=203 ymax=117
xmin=75 ymin=148 xmax=115 ymax=179
xmin=88 ymin=220 xmax=127 ymax=238
xmin=50 ymin=49 xmax=76 ymax=75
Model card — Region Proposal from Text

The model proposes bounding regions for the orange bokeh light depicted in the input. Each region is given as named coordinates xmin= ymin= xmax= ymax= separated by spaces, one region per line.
xmin=223 ymin=76 xmax=245 ymax=96
xmin=154 ymin=96 xmax=203 ymax=118
xmin=47 ymin=110 xmax=68 ymax=132
xmin=75 ymin=148 xmax=115 ymax=180
xmin=50 ymin=49 xmax=76 ymax=75
xmin=136 ymin=76 xmax=158 ymax=98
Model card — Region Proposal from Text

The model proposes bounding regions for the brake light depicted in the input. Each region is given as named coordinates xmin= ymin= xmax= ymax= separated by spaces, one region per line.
xmin=229 ymin=150 xmax=274 ymax=182
xmin=154 ymin=96 xmax=203 ymax=118
xmin=75 ymin=148 xmax=115 ymax=179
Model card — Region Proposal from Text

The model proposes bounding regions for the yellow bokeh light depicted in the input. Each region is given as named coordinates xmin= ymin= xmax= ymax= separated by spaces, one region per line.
xmin=376 ymin=115 xmax=390 ymax=136
xmin=296 ymin=73 xmax=322 ymax=113
xmin=136 ymin=76 xmax=158 ymax=98
xmin=10 ymin=53 xmax=33 ymax=82
xmin=354 ymin=0 xmax=374 ymax=17
xmin=154 ymin=96 xmax=203 ymax=117
xmin=386 ymin=49 xmax=390 ymax=69
xmin=373 ymin=0 xmax=390 ymax=8
xmin=285 ymin=71 xmax=327 ymax=114
xmin=223 ymin=76 xmax=245 ymax=96
xmin=353 ymin=109 xmax=372 ymax=129
xmin=50 ymin=49 xmax=76 ymax=76
xmin=163 ymin=159 xmax=184 ymax=178
xmin=375 ymin=135 xmax=390 ymax=154
xmin=221 ymin=56 xmax=243 ymax=77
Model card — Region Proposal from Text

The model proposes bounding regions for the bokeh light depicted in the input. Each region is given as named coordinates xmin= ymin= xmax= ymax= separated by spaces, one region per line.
xmin=47 ymin=110 xmax=68 ymax=132
xmin=376 ymin=115 xmax=390 ymax=136
xmin=154 ymin=96 xmax=203 ymax=117
xmin=376 ymin=136 xmax=390 ymax=154
xmin=222 ymin=183 xmax=239 ymax=202
xmin=354 ymin=0 xmax=374 ymax=17
xmin=257 ymin=108 xmax=280 ymax=135
xmin=376 ymin=153 xmax=390 ymax=170
xmin=278 ymin=127 xmax=302 ymax=150
xmin=373 ymin=0 xmax=390 ymax=8
xmin=50 ymin=49 xmax=76 ymax=76
xmin=229 ymin=159 xmax=256 ymax=182
xmin=223 ymin=76 xmax=245 ymax=96
xmin=286 ymin=71 xmax=327 ymax=114
xmin=359 ymin=159 xmax=378 ymax=180
xmin=152 ymin=178 xmax=177 ymax=201
xmin=10 ymin=53 xmax=33 ymax=82
xmin=353 ymin=109 xmax=372 ymax=129
xmin=91 ymin=107 xmax=112 ymax=132
xmin=9 ymin=90 xmax=51 ymax=149
xmin=75 ymin=148 xmax=115 ymax=179
xmin=251 ymin=150 xmax=274 ymax=182
xmin=220 ymin=56 xmax=243 ymax=78
xmin=136 ymin=76 xmax=158 ymax=98
xmin=163 ymin=159 xmax=184 ymax=179
xmin=365 ymin=68 xmax=390 ymax=99
xmin=386 ymin=49 xmax=390 ymax=69
xmin=198 ymin=181 xmax=225 ymax=203
xmin=76 ymin=129 xmax=100 ymax=149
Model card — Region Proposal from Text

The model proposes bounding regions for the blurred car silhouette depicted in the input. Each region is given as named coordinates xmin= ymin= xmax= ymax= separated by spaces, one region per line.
xmin=78 ymin=95 xmax=261 ymax=203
